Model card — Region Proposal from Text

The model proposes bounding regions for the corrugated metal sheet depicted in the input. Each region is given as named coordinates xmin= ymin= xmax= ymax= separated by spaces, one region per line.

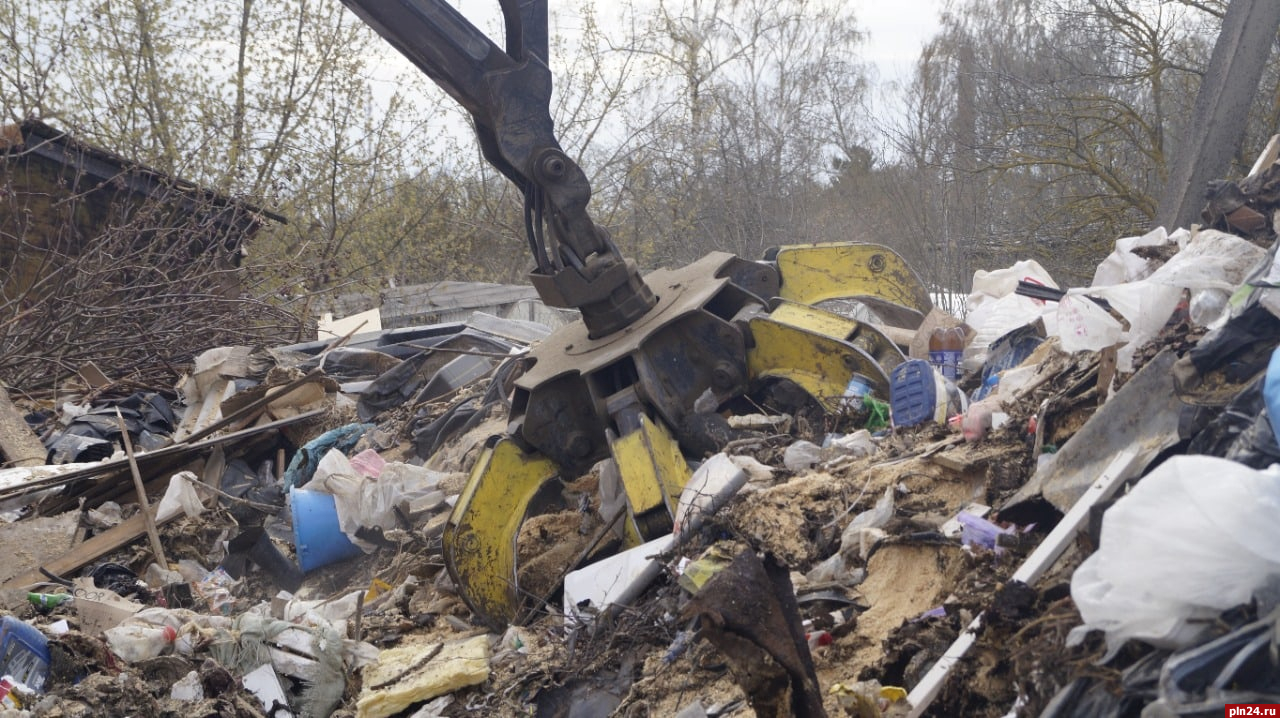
xmin=328 ymin=281 xmax=544 ymax=330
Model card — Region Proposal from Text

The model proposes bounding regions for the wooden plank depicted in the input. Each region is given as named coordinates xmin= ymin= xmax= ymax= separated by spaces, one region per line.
xmin=77 ymin=362 xmax=112 ymax=389
xmin=929 ymin=452 xmax=973 ymax=473
xmin=116 ymin=409 xmax=167 ymax=567
xmin=1248 ymin=134 xmax=1280 ymax=178
xmin=2 ymin=508 xmax=183 ymax=590
xmin=1097 ymin=345 xmax=1118 ymax=404
xmin=0 ymin=408 xmax=325 ymax=505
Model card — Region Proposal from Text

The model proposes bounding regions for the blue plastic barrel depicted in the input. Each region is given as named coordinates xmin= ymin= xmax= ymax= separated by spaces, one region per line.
xmin=289 ymin=488 xmax=366 ymax=573
xmin=0 ymin=616 xmax=49 ymax=692
xmin=1266 ymin=347 xmax=1280 ymax=448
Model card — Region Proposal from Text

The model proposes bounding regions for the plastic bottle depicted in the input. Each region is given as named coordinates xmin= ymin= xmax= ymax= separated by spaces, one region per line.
xmin=839 ymin=373 xmax=874 ymax=412
xmin=929 ymin=327 xmax=965 ymax=381
xmin=1189 ymin=288 xmax=1229 ymax=327
xmin=928 ymin=327 xmax=946 ymax=374
xmin=0 ymin=617 xmax=49 ymax=692
xmin=941 ymin=327 xmax=965 ymax=381
xmin=104 ymin=623 xmax=177 ymax=663
xmin=26 ymin=593 xmax=71 ymax=612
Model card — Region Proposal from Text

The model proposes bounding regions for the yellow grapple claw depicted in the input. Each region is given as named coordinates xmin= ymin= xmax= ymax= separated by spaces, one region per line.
xmin=747 ymin=314 xmax=891 ymax=411
xmin=443 ymin=436 xmax=560 ymax=628
xmin=608 ymin=412 xmax=691 ymax=546
xmin=772 ymin=242 xmax=932 ymax=328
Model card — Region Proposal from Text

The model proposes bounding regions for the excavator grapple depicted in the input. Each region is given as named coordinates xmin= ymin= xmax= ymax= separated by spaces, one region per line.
xmin=340 ymin=0 xmax=933 ymax=628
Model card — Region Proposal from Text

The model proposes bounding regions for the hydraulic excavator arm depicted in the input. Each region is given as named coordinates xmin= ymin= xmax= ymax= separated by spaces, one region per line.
xmin=339 ymin=0 xmax=654 ymax=339
xmin=340 ymin=0 xmax=934 ymax=628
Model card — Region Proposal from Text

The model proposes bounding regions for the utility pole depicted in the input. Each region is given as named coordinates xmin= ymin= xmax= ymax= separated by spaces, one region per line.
xmin=1154 ymin=0 xmax=1280 ymax=232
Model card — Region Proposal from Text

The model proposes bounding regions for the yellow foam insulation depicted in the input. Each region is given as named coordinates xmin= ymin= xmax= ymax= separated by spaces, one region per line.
xmin=356 ymin=634 xmax=492 ymax=718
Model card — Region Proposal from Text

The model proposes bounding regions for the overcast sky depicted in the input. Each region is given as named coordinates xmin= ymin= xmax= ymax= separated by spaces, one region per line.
xmin=434 ymin=0 xmax=945 ymax=91
xmin=856 ymin=0 xmax=944 ymax=86
xmin=366 ymin=0 xmax=946 ymax=151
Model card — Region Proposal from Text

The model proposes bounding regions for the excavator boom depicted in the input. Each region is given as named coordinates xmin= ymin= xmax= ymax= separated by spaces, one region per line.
xmin=340 ymin=0 xmax=654 ymax=338
xmin=339 ymin=0 xmax=935 ymax=629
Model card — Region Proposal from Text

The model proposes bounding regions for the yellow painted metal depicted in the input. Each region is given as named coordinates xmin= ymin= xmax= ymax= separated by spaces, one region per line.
xmin=767 ymin=300 xmax=907 ymax=374
xmin=747 ymin=316 xmax=890 ymax=409
xmin=773 ymin=242 xmax=932 ymax=321
xmin=443 ymin=437 xmax=560 ymax=628
xmin=768 ymin=301 xmax=860 ymax=339
xmin=609 ymin=414 xmax=691 ymax=546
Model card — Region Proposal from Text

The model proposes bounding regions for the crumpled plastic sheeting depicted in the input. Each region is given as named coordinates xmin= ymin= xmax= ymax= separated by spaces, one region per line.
xmin=962 ymin=259 xmax=1060 ymax=372
xmin=156 ymin=471 xmax=207 ymax=521
xmin=1090 ymin=226 xmax=1187 ymax=287
xmin=1069 ymin=455 xmax=1280 ymax=659
xmin=283 ymin=423 xmax=374 ymax=489
xmin=310 ymin=449 xmax=445 ymax=551
xmin=210 ymin=613 xmax=361 ymax=718
xmin=311 ymin=450 xmax=376 ymax=552
xmin=1074 ymin=229 xmax=1269 ymax=371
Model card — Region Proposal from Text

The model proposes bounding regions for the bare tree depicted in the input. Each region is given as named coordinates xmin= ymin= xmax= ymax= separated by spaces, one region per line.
xmin=0 ymin=140 xmax=303 ymax=395
xmin=871 ymin=0 xmax=1226 ymax=288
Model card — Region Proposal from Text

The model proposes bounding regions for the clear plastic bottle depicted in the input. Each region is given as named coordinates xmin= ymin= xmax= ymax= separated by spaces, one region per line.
xmin=1189 ymin=288 xmax=1229 ymax=327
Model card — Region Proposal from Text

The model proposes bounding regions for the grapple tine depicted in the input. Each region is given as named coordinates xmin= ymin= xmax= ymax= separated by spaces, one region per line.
xmin=443 ymin=436 xmax=561 ymax=629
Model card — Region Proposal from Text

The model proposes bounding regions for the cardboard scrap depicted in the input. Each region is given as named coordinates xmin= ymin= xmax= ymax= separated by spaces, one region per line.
xmin=356 ymin=634 xmax=491 ymax=718
xmin=72 ymin=577 xmax=142 ymax=635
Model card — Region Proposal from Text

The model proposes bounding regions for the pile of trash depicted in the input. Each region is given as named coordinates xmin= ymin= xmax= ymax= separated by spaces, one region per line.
xmin=3 ymin=172 xmax=1280 ymax=717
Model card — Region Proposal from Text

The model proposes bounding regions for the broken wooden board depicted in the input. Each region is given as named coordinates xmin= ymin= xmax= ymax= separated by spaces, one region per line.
xmin=929 ymin=441 xmax=1009 ymax=474
xmin=2 ymin=507 xmax=183 ymax=590
xmin=1248 ymin=133 xmax=1280 ymax=178
xmin=0 ymin=409 xmax=325 ymax=509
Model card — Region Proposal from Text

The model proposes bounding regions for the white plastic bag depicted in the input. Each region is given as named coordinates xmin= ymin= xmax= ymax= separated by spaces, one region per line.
xmin=963 ymin=260 xmax=1059 ymax=372
xmin=312 ymin=449 xmax=375 ymax=551
xmin=1055 ymin=294 xmax=1123 ymax=353
xmin=313 ymin=452 xmax=446 ymax=547
xmin=359 ymin=462 xmax=444 ymax=531
xmin=1090 ymin=227 xmax=1183 ymax=287
xmin=156 ymin=471 xmax=207 ymax=521
xmin=838 ymin=486 xmax=895 ymax=560
xmin=783 ymin=441 xmax=822 ymax=472
xmin=1080 ymin=229 xmax=1268 ymax=371
xmin=1069 ymin=456 xmax=1280 ymax=658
